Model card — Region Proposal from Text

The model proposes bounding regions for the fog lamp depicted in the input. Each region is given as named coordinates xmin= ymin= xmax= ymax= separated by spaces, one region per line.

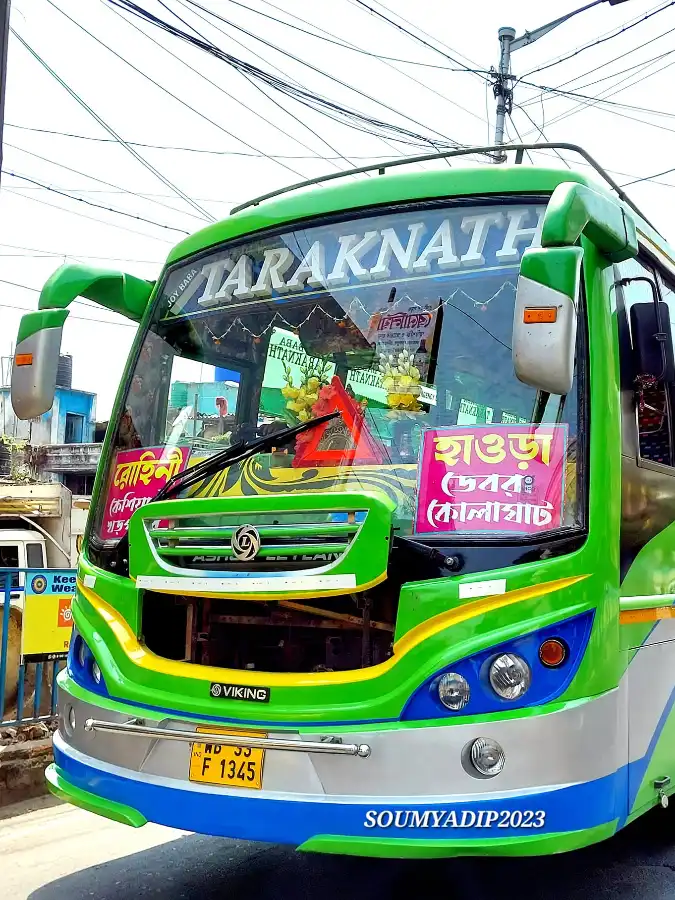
xmin=469 ymin=737 xmax=505 ymax=777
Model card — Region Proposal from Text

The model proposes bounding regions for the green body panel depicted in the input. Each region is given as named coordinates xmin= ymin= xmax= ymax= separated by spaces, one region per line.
xmin=298 ymin=822 xmax=618 ymax=858
xmin=45 ymin=763 xmax=147 ymax=828
xmin=541 ymin=182 xmax=638 ymax=262
xmin=38 ymin=263 xmax=154 ymax=322
xmin=16 ymin=308 xmax=69 ymax=343
xmin=519 ymin=247 xmax=584 ymax=300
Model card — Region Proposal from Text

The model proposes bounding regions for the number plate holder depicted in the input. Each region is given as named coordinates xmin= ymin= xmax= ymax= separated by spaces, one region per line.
xmin=188 ymin=726 xmax=266 ymax=790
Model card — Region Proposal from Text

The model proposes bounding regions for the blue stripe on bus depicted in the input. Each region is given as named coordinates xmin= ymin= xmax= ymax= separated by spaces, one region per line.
xmin=54 ymin=735 xmax=625 ymax=843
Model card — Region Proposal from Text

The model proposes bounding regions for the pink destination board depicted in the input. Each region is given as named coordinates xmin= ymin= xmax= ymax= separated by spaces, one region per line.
xmin=100 ymin=446 xmax=190 ymax=539
xmin=415 ymin=425 xmax=568 ymax=535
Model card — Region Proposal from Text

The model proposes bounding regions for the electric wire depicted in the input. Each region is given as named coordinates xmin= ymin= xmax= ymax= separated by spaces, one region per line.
xmin=10 ymin=28 xmax=215 ymax=221
xmin=102 ymin=0 xmax=351 ymax=174
xmin=155 ymin=0 xmax=358 ymax=171
xmin=512 ymin=103 xmax=571 ymax=170
xmin=523 ymin=55 xmax=675 ymax=133
xmin=348 ymin=0 xmax=487 ymax=76
xmin=520 ymin=0 xmax=675 ymax=79
xmin=3 ymin=123 xmax=415 ymax=159
xmin=519 ymin=0 xmax=668 ymax=77
xmin=553 ymin=22 xmax=675 ymax=92
xmin=4 ymin=172 xmax=190 ymax=233
xmin=3 ymin=187 xmax=176 ymax=244
xmin=213 ymin=0 xmax=491 ymax=129
xmin=365 ymin=0 xmax=484 ymax=70
xmin=0 ymin=297 xmax=138 ymax=328
xmin=622 ymin=165 xmax=675 ymax=186
xmin=4 ymin=141 xmax=210 ymax=223
xmin=171 ymin=1 xmax=425 ymax=170
xmin=45 ymin=0 xmax=308 ymax=181
xmin=225 ymin=0 xmax=485 ymax=71
xmin=171 ymin=0 xmax=411 ymax=168
xmin=176 ymin=0 xmax=459 ymax=147
xmin=0 ymin=242 xmax=160 ymax=263
xmin=109 ymin=0 xmax=459 ymax=151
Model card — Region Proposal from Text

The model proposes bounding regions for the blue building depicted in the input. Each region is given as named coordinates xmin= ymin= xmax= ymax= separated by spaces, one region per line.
xmin=0 ymin=384 xmax=96 ymax=446
xmin=0 ymin=355 xmax=100 ymax=493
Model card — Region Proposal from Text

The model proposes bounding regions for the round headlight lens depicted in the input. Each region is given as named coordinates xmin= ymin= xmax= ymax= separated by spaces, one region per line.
xmin=437 ymin=672 xmax=470 ymax=710
xmin=67 ymin=705 xmax=76 ymax=732
xmin=489 ymin=653 xmax=531 ymax=700
xmin=91 ymin=661 xmax=102 ymax=685
xmin=77 ymin=639 xmax=86 ymax=668
xmin=470 ymin=737 xmax=505 ymax=777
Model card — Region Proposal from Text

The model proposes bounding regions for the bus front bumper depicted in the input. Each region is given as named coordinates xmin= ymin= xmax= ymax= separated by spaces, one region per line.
xmin=48 ymin=678 xmax=630 ymax=858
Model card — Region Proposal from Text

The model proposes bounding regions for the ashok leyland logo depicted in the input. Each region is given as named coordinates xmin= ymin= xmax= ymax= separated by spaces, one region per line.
xmin=231 ymin=524 xmax=261 ymax=562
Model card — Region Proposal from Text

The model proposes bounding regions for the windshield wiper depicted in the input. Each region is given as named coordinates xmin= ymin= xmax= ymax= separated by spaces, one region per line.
xmin=107 ymin=412 xmax=339 ymax=574
xmin=152 ymin=411 xmax=339 ymax=504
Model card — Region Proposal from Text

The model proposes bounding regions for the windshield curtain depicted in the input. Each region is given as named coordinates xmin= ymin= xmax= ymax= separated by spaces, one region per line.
xmin=91 ymin=198 xmax=583 ymax=547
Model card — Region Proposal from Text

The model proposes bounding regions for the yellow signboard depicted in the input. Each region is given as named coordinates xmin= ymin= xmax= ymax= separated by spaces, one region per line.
xmin=21 ymin=570 xmax=76 ymax=663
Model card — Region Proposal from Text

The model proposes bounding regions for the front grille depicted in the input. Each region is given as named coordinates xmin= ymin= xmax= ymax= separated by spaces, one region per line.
xmin=148 ymin=509 xmax=366 ymax=573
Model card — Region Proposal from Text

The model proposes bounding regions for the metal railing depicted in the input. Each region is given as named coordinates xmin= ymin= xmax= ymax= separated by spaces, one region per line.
xmin=0 ymin=568 xmax=68 ymax=728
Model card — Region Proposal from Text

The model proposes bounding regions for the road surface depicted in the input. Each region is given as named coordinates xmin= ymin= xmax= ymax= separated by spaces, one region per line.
xmin=3 ymin=797 xmax=675 ymax=899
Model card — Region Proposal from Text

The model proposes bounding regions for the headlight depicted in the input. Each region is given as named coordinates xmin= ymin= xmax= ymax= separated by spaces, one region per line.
xmin=77 ymin=639 xmax=86 ymax=668
xmin=489 ymin=653 xmax=531 ymax=700
xmin=91 ymin=661 xmax=102 ymax=684
xmin=469 ymin=737 xmax=505 ymax=777
xmin=437 ymin=672 xmax=470 ymax=710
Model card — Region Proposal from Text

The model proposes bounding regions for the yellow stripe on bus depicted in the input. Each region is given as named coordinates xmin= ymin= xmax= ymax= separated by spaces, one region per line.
xmin=76 ymin=574 xmax=589 ymax=688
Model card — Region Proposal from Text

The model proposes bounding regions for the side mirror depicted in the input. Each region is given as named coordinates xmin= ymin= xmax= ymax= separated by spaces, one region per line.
xmin=630 ymin=300 xmax=675 ymax=383
xmin=11 ymin=263 xmax=154 ymax=421
xmin=11 ymin=309 xmax=69 ymax=419
xmin=512 ymin=246 xmax=583 ymax=396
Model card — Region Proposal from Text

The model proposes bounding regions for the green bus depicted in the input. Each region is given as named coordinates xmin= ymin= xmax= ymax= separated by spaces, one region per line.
xmin=11 ymin=143 xmax=675 ymax=858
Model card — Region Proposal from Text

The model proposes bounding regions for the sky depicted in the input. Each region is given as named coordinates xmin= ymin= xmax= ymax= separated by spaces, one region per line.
xmin=1 ymin=0 xmax=675 ymax=420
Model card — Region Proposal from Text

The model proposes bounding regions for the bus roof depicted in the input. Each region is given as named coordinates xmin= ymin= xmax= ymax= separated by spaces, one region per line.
xmin=166 ymin=145 xmax=673 ymax=274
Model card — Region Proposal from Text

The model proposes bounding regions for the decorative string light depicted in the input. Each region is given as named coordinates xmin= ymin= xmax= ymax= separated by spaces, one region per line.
xmin=202 ymin=282 xmax=516 ymax=344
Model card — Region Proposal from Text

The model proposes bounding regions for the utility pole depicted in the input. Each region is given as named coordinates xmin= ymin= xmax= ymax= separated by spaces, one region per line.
xmin=0 ymin=1 xmax=10 ymax=184
xmin=492 ymin=0 xmax=632 ymax=163
xmin=493 ymin=27 xmax=515 ymax=164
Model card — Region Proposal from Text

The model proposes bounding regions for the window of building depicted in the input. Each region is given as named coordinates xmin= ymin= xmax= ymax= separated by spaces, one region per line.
xmin=62 ymin=473 xmax=95 ymax=495
xmin=64 ymin=413 xmax=84 ymax=444
xmin=26 ymin=543 xmax=44 ymax=568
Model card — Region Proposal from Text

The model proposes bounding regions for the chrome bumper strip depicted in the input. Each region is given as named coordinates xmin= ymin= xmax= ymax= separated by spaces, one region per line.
xmin=84 ymin=718 xmax=372 ymax=758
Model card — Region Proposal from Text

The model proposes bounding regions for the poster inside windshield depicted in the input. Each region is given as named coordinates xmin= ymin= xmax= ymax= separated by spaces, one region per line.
xmin=415 ymin=425 xmax=568 ymax=535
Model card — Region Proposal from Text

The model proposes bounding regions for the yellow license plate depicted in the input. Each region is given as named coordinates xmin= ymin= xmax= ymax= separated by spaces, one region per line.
xmin=189 ymin=727 xmax=266 ymax=790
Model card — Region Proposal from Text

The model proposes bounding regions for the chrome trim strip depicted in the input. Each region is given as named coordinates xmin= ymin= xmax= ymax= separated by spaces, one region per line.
xmin=135 ymin=574 xmax=357 ymax=592
xmin=84 ymin=719 xmax=372 ymax=758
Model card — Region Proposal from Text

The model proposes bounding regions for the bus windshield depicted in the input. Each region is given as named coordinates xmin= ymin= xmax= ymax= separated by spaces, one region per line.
xmin=93 ymin=199 xmax=582 ymax=545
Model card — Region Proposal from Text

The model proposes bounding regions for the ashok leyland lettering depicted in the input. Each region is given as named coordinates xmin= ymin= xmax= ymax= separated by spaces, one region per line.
xmin=11 ymin=144 xmax=675 ymax=858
